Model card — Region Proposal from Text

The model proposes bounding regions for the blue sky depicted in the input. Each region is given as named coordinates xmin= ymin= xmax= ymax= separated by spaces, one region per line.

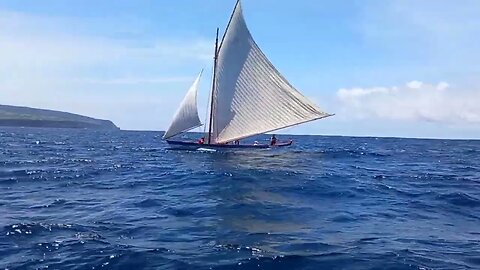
xmin=1 ymin=0 xmax=479 ymax=138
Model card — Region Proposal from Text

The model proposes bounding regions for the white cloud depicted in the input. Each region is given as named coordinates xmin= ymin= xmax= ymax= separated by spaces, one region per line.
xmin=336 ymin=81 xmax=480 ymax=125
xmin=437 ymin=81 xmax=449 ymax=91
xmin=406 ymin=80 xmax=423 ymax=89
xmin=337 ymin=87 xmax=391 ymax=100
xmin=73 ymin=76 xmax=194 ymax=85
xmin=0 ymin=34 xmax=212 ymax=74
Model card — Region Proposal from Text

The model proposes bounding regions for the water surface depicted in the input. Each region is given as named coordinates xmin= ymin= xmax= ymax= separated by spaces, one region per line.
xmin=1 ymin=128 xmax=479 ymax=269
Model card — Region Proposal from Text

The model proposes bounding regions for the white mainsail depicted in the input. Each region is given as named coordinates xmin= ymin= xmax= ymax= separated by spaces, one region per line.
xmin=163 ymin=71 xmax=203 ymax=139
xmin=210 ymin=1 xmax=331 ymax=144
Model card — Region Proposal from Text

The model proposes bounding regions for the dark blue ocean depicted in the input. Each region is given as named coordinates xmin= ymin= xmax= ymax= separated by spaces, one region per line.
xmin=1 ymin=128 xmax=479 ymax=269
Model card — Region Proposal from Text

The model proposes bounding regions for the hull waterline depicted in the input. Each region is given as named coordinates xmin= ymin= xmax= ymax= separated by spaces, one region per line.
xmin=165 ymin=139 xmax=292 ymax=150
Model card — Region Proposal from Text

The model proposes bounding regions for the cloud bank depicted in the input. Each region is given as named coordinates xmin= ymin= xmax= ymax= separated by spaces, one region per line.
xmin=337 ymin=81 xmax=480 ymax=125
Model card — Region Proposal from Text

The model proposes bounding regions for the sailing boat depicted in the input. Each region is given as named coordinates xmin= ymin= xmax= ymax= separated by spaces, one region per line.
xmin=163 ymin=0 xmax=332 ymax=149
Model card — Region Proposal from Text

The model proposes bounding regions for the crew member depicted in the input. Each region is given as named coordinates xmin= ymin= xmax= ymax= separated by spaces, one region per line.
xmin=270 ymin=134 xmax=277 ymax=146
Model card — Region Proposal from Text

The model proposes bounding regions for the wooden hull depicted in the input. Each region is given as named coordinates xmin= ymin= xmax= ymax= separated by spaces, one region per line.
xmin=166 ymin=139 xmax=292 ymax=150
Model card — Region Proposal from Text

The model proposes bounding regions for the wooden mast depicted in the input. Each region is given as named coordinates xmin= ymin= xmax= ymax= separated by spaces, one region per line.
xmin=207 ymin=28 xmax=219 ymax=144
xmin=207 ymin=1 xmax=240 ymax=144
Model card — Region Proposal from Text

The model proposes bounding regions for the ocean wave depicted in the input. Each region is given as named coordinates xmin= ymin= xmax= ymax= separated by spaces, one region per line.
xmin=1 ymin=130 xmax=479 ymax=269
xmin=437 ymin=192 xmax=480 ymax=207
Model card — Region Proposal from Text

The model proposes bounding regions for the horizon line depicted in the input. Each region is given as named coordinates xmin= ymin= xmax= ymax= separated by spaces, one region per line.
xmin=119 ymin=129 xmax=480 ymax=141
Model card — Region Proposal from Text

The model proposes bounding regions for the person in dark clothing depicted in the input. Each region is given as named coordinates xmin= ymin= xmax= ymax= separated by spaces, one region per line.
xmin=270 ymin=134 xmax=277 ymax=146
xmin=198 ymin=137 xmax=205 ymax=144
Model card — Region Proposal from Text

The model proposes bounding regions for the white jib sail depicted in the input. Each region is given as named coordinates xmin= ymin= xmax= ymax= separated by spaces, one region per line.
xmin=163 ymin=71 xmax=203 ymax=139
xmin=211 ymin=1 xmax=331 ymax=144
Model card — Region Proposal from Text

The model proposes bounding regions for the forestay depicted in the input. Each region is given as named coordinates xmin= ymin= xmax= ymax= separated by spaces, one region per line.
xmin=211 ymin=1 xmax=331 ymax=144
xmin=163 ymin=71 xmax=203 ymax=139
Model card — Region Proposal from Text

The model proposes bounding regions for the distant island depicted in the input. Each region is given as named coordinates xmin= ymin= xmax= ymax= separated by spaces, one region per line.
xmin=0 ymin=104 xmax=119 ymax=130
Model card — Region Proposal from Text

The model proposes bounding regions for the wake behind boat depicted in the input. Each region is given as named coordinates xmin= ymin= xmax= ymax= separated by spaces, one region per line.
xmin=163 ymin=0 xmax=333 ymax=149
